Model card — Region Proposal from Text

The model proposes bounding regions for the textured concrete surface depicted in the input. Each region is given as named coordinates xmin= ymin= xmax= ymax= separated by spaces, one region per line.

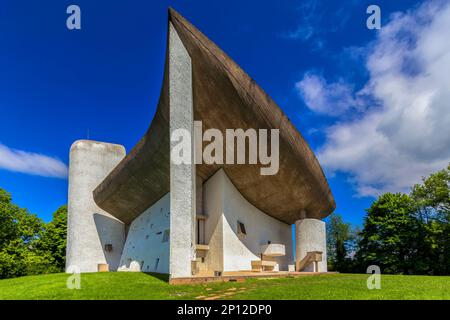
xmin=203 ymin=174 xmax=225 ymax=273
xmin=260 ymin=244 xmax=286 ymax=256
xmin=118 ymin=193 xmax=170 ymax=273
xmin=295 ymin=218 xmax=327 ymax=272
xmin=168 ymin=22 xmax=196 ymax=278
xmin=203 ymin=169 xmax=293 ymax=272
xmin=93 ymin=8 xmax=335 ymax=225
xmin=66 ymin=140 xmax=126 ymax=272
xmin=196 ymin=176 xmax=205 ymax=244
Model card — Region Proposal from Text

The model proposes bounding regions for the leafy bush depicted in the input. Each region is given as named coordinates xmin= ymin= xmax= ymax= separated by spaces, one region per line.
xmin=0 ymin=188 xmax=67 ymax=279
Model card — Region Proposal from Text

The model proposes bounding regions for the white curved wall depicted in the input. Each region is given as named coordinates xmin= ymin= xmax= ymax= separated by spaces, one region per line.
xmin=204 ymin=169 xmax=293 ymax=272
xmin=118 ymin=193 xmax=170 ymax=273
xmin=295 ymin=219 xmax=327 ymax=272
xmin=66 ymin=140 xmax=126 ymax=272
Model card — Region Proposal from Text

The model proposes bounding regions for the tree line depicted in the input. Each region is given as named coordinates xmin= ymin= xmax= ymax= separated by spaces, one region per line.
xmin=327 ymin=165 xmax=449 ymax=275
xmin=0 ymin=189 xmax=67 ymax=279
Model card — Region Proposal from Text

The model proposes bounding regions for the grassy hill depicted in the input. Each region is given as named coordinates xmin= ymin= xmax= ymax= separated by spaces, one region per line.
xmin=0 ymin=272 xmax=448 ymax=300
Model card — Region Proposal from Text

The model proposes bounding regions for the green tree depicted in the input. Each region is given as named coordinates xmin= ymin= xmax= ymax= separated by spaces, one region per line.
xmin=0 ymin=189 xmax=18 ymax=250
xmin=326 ymin=214 xmax=351 ymax=272
xmin=356 ymin=193 xmax=420 ymax=274
xmin=0 ymin=188 xmax=43 ymax=248
xmin=411 ymin=164 xmax=450 ymax=222
xmin=37 ymin=205 xmax=67 ymax=271
xmin=0 ymin=187 xmax=66 ymax=279
xmin=0 ymin=187 xmax=46 ymax=278
xmin=411 ymin=165 xmax=449 ymax=275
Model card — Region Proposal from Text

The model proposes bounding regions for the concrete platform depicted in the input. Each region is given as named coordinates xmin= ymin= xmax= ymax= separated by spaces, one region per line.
xmin=169 ymin=271 xmax=337 ymax=285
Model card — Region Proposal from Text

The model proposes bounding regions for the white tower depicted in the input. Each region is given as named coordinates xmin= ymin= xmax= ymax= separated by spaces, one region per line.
xmin=295 ymin=218 xmax=328 ymax=272
xmin=66 ymin=140 xmax=126 ymax=273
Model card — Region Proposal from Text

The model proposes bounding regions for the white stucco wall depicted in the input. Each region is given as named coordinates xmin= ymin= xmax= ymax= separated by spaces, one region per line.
xmin=203 ymin=173 xmax=225 ymax=273
xmin=295 ymin=219 xmax=327 ymax=272
xmin=66 ymin=140 xmax=126 ymax=273
xmin=168 ymin=21 xmax=196 ymax=278
xmin=203 ymin=169 xmax=293 ymax=272
xmin=119 ymin=193 xmax=170 ymax=273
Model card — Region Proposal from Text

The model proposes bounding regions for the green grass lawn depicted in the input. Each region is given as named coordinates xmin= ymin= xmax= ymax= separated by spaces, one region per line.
xmin=0 ymin=272 xmax=448 ymax=300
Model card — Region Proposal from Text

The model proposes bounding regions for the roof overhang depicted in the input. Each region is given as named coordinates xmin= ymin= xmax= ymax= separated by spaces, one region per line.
xmin=93 ymin=8 xmax=335 ymax=225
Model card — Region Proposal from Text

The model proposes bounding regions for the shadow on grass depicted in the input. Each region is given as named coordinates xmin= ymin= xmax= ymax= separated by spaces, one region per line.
xmin=143 ymin=272 xmax=170 ymax=283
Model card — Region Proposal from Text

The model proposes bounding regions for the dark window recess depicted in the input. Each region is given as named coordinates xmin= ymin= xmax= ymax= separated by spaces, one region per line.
xmin=154 ymin=258 xmax=160 ymax=271
xmin=156 ymin=231 xmax=162 ymax=235
xmin=237 ymin=221 xmax=247 ymax=236
xmin=145 ymin=235 xmax=149 ymax=240
xmin=162 ymin=229 xmax=170 ymax=243
xmin=104 ymin=244 xmax=113 ymax=252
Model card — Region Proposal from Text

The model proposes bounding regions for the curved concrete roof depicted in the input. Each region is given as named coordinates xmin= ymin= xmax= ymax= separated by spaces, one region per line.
xmin=93 ymin=8 xmax=335 ymax=225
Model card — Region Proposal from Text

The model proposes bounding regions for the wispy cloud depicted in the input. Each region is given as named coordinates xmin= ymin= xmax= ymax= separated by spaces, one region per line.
xmin=296 ymin=0 xmax=450 ymax=197
xmin=282 ymin=0 xmax=354 ymax=49
xmin=296 ymin=72 xmax=365 ymax=116
xmin=0 ymin=143 xmax=68 ymax=178
xmin=282 ymin=0 xmax=320 ymax=42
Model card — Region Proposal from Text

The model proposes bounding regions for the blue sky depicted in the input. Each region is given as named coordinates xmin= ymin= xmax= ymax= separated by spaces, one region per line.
xmin=1 ymin=0 xmax=449 ymax=227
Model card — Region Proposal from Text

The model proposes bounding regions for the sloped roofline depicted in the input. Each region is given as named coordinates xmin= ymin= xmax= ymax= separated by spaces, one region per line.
xmin=93 ymin=8 xmax=335 ymax=224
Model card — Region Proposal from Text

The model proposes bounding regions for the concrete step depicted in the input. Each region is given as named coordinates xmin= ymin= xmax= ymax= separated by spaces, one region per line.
xmin=251 ymin=260 xmax=277 ymax=272
xmin=251 ymin=260 xmax=277 ymax=268
xmin=196 ymin=244 xmax=210 ymax=251
xmin=296 ymin=251 xmax=323 ymax=272
xmin=195 ymin=270 xmax=215 ymax=277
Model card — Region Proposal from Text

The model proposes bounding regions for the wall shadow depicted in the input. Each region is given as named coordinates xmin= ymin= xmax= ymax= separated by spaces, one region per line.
xmin=142 ymin=272 xmax=170 ymax=283
xmin=93 ymin=213 xmax=125 ymax=271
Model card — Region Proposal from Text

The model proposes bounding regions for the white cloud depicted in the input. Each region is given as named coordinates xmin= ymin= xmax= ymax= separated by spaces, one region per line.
xmin=283 ymin=0 xmax=354 ymax=49
xmin=296 ymin=73 xmax=363 ymax=116
xmin=283 ymin=0 xmax=318 ymax=41
xmin=0 ymin=143 xmax=68 ymax=178
xmin=300 ymin=0 xmax=450 ymax=196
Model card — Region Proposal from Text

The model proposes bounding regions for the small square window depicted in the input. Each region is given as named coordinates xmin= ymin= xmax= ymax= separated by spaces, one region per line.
xmin=162 ymin=229 xmax=170 ymax=243
xmin=237 ymin=221 xmax=246 ymax=236
xmin=104 ymin=244 xmax=113 ymax=252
